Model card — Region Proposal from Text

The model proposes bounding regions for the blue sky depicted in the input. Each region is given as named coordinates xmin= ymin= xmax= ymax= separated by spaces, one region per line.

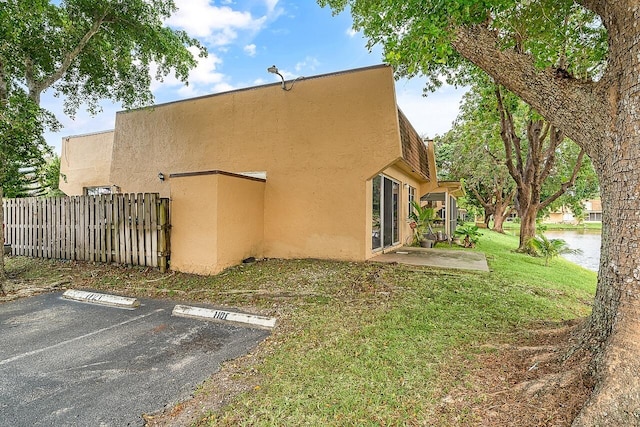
xmin=42 ymin=0 xmax=466 ymax=154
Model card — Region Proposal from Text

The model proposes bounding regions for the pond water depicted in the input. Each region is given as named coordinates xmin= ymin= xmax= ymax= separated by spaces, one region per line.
xmin=544 ymin=229 xmax=601 ymax=272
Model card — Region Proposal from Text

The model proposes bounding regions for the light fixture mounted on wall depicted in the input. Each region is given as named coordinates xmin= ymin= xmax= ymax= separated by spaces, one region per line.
xmin=267 ymin=65 xmax=303 ymax=91
xmin=158 ymin=172 xmax=165 ymax=181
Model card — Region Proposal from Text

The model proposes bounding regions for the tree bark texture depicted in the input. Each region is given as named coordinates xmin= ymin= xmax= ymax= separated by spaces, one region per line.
xmin=491 ymin=201 xmax=509 ymax=234
xmin=455 ymin=3 xmax=640 ymax=423
xmin=571 ymin=4 xmax=640 ymax=424
xmin=493 ymin=189 xmax=516 ymax=234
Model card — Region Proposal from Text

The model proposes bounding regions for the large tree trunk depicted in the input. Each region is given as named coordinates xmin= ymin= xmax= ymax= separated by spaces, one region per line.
xmin=571 ymin=5 xmax=640 ymax=424
xmin=492 ymin=200 xmax=512 ymax=234
xmin=517 ymin=203 xmax=537 ymax=252
xmin=573 ymin=148 xmax=640 ymax=426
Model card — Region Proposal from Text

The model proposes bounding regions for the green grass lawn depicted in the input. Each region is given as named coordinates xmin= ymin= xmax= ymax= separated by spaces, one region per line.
xmin=208 ymin=232 xmax=595 ymax=426
xmin=2 ymin=231 xmax=597 ymax=426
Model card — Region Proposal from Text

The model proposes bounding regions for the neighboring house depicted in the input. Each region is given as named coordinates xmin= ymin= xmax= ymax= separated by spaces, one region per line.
xmin=583 ymin=199 xmax=602 ymax=222
xmin=60 ymin=64 xmax=461 ymax=275
xmin=545 ymin=198 xmax=603 ymax=224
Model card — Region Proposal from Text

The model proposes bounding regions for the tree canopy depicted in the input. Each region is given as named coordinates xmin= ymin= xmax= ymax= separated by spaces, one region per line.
xmin=0 ymin=0 xmax=204 ymax=111
xmin=0 ymin=0 xmax=206 ymax=193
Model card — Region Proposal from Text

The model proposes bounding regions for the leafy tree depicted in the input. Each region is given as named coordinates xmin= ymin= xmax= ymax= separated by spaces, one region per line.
xmin=319 ymin=0 xmax=638 ymax=422
xmin=0 ymin=92 xmax=53 ymax=191
xmin=494 ymin=85 xmax=586 ymax=252
xmin=39 ymin=155 xmax=66 ymax=197
xmin=449 ymin=73 xmax=586 ymax=246
xmin=435 ymin=90 xmax=516 ymax=233
xmin=0 ymin=0 xmax=205 ymax=289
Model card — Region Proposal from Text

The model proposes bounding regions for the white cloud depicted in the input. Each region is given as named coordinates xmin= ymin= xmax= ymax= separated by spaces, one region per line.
xmin=244 ymin=44 xmax=257 ymax=57
xmin=168 ymin=0 xmax=267 ymax=44
xmin=213 ymin=82 xmax=236 ymax=93
xmin=346 ymin=28 xmax=358 ymax=37
xmin=176 ymin=85 xmax=200 ymax=99
xmin=395 ymin=81 xmax=467 ymax=138
xmin=295 ymin=56 xmax=320 ymax=72
xmin=253 ymin=78 xmax=267 ymax=85
xmin=186 ymin=50 xmax=225 ymax=85
xmin=150 ymin=46 xmax=227 ymax=99
xmin=264 ymin=0 xmax=279 ymax=13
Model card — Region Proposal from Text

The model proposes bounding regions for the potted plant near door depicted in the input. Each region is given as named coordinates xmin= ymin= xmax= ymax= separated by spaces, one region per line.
xmin=409 ymin=201 xmax=437 ymax=248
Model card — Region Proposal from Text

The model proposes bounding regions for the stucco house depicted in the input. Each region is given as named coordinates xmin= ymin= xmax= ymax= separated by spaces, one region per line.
xmin=545 ymin=198 xmax=603 ymax=224
xmin=60 ymin=64 xmax=461 ymax=275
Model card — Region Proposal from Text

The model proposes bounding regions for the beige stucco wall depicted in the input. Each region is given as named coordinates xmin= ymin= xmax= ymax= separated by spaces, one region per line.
xmin=169 ymin=172 xmax=265 ymax=275
xmin=59 ymin=131 xmax=114 ymax=196
xmin=108 ymin=65 xmax=404 ymax=262
xmin=60 ymin=65 xmax=437 ymax=269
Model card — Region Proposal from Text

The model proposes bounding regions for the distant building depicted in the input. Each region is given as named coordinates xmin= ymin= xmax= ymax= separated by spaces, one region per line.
xmin=545 ymin=198 xmax=602 ymax=224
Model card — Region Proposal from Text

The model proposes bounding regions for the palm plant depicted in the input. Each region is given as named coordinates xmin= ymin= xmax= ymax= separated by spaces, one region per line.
xmin=454 ymin=223 xmax=482 ymax=248
xmin=527 ymin=233 xmax=582 ymax=266
xmin=409 ymin=200 xmax=436 ymax=246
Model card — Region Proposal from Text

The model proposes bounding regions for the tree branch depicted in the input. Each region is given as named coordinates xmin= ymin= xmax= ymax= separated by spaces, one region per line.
xmin=540 ymin=148 xmax=586 ymax=210
xmin=452 ymin=25 xmax=607 ymax=159
xmin=496 ymin=87 xmax=524 ymax=188
xmin=470 ymin=186 xmax=490 ymax=208
xmin=28 ymin=10 xmax=109 ymax=102
xmin=540 ymin=126 xmax=563 ymax=183
xmin=575 ymin=0 xmax=609 ymax=23
xmin=0 ymin=58 xmax=7 ymax=104
xmin=539 ymin=121 xmax=550 ymax=145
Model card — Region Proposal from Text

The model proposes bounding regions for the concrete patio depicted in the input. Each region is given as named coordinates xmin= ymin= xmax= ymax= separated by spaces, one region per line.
xmin=370 ymin=246 xmax=490 ymax=272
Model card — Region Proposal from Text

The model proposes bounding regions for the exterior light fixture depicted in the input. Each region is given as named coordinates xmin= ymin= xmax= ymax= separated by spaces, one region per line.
xmin=267 ymin=65 xmax=303 ymax=91
xmin=158 ymin=172 xmax=165 ymax=181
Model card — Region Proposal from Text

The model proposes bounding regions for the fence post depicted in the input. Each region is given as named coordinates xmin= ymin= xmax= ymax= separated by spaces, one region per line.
xmin=1 ymin=188 xmax=5 ymax=296
xmin=158 ymin=198 xmax=169 ymax=273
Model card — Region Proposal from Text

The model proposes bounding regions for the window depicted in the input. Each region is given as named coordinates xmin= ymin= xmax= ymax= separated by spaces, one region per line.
xmin=407 ymin=185 xmax=416 ymax=218
xmin=372 ymin=176 xmax=381 ymax=250
xmin=587 ymin=212 xmax=602 ymax=222
xmin=371 ymin=175 xmax=400 ymax=250
xmin=84 ymin=186 xmax=112 ymax=196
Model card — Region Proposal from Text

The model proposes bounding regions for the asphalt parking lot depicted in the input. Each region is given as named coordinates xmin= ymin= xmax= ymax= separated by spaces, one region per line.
xmin=0 ymin=292 xmax=271 ymax=426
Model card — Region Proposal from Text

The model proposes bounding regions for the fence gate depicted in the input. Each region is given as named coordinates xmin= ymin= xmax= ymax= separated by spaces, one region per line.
xmin=2 ymin=193 xmax=170 ymax=272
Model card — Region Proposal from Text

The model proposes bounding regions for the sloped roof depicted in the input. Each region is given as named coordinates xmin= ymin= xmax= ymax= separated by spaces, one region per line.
xmin=398 ymin=109 xmax=430 ymax=180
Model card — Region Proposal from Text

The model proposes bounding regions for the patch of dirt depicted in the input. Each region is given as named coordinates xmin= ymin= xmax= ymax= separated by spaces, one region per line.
xmin=436 ymin=319 xmax=594 ymax=426
xmin=0 ymin=266 xmax=69 ymax=302
xmin=143 ymin=348 xmax=266 ymax=426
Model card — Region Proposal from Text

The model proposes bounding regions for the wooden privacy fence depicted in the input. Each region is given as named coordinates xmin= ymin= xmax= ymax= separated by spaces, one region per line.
xmin=3 ymin=193 xmax=170 ymax=272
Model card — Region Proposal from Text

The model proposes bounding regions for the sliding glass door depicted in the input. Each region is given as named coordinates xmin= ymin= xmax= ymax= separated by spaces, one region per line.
xmin=372 ymin=175 xmax=400 ymax=250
